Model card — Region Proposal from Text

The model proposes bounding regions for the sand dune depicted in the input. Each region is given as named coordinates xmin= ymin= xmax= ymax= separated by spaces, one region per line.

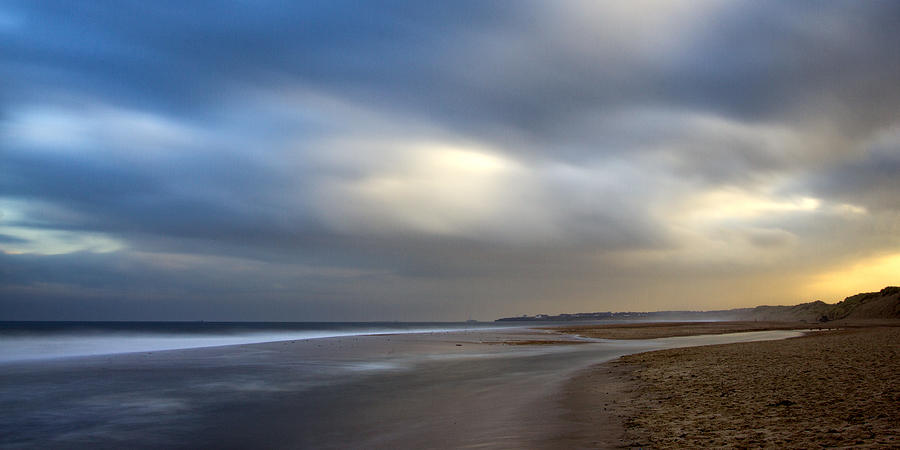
xmin=742 ymin=286 xmax=900 ymax=322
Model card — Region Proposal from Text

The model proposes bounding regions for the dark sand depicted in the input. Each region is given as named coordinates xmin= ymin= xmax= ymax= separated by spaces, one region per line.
xmin=558 ymin=324 xmax=900 ymax=448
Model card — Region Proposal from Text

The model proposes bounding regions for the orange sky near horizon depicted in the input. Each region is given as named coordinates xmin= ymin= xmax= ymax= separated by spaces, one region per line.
xmin=804 ymin=252 xmax=900 ymax=303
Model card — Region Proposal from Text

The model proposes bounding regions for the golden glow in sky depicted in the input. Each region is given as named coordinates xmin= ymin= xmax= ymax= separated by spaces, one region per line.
xmin=806 ymin=253 xmax=900 ymax=301
xmin=2 ymin=1 xmax=899 ymax=320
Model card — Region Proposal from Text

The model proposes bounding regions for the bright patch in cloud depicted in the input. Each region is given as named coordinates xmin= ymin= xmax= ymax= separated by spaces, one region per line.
xmin=683 ymin=189 xmax=821 ymax=223
xmin=5 ymin=104 xmax=203 ymax=154
xmin=0 ymin=201 xmax=123 ymax=255
xmin=312 ymin=141 xmax=557 ymax=241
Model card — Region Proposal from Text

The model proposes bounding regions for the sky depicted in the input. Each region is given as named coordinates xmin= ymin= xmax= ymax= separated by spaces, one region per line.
xmin=1 ymin=1 xmax=899 ymax=321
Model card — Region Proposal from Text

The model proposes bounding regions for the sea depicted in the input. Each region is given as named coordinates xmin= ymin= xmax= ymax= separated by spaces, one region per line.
xmin=0 ymin=321 xmax=526 ymax=363
xmin=0 ymin=321 xmax=804 ymax=448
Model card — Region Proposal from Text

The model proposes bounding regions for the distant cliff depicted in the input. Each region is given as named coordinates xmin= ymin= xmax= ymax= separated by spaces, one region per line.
xmin=741 ymin=286 xmax=900 ymax=322
xmin=739 ymin=300 xmax=832 ymax=322
xmin=820 ymin=286 xmax=900 ymax=321
xmin=495 ymin=286 xmax=900 ymax=323
xmin=494 ymin=310 xmax=745 ymax=322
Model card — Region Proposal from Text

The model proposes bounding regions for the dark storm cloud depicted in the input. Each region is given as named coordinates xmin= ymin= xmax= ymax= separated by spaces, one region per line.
xmin=1 ymin=0 xmax=506 ymax=112
xmin=665 ymin=2 xmax=900 ymax=118
xmin=1 ymin=1 xmax=899 ymax=319
xmin=5 ymin=1 xmax=899 ymax=162
xmin=805 ymin=144 xmax=900 ymax=212
xmin=6 ymin=1 xmax=892 ymax=157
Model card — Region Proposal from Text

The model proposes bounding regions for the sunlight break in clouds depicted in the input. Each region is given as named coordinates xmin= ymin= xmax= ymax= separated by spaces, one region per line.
xmin=683 ymin=189 xmax=821 ymax=223
xmin=312 ymin=141 xmax=559 ymax=242
xmin=0 ymin=200 xmax=123 ymax=255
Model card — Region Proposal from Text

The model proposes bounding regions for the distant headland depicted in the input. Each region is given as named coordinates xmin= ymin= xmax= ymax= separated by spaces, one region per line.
xmin=496 ymin=286 xmax=900 ymax=323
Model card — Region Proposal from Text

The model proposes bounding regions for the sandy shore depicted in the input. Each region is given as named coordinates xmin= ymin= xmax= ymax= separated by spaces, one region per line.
xmin=2 ymin=325 xmax=811 ymax=448
xmin=546 ymin=320 xmax=833 ymax=340
xmin=0 ymin=327 xmax=655 ymax=448
xmin=558 ymin=324 xmax=900 ymax=448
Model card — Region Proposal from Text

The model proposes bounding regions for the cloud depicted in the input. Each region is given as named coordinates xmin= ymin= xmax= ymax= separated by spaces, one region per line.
xmin=1 ymin=1 xmax=899 ymax=319
xmin=311 ymin=141 xmax=554 ymax=241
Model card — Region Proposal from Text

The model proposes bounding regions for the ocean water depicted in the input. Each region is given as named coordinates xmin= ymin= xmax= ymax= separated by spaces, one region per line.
xmin=0 ymin=321 xmax=526 ymax=362
xmin=0 ymin=323 xmax=805 ymax=448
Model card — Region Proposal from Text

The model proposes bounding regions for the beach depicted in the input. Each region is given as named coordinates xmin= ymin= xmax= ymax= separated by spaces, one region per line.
xmin=5 ymin=321 xmax=895 ymax=448
xmin=547 ymin=320 xmax=832 ymax=340
xmin=558 ymin=324 xmax=900 ymax=448
xmin=0 ymin=324 xmax=807 ymax=448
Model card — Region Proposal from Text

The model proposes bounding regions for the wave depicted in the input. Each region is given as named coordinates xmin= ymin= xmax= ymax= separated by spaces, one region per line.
xmin=0 ymin=322 xmax=514 ymax=362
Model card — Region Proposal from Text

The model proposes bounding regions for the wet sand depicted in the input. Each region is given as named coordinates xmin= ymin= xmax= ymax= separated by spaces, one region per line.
xmin=559 ymin=325 xmax=900 ymax=448
xmin=0 ymin=326 xmax=806 ymax=448
xmin=547 ymin=320 xmax=833 ymax=340
xmin=0 ymin=328 xmax=632 ymax=448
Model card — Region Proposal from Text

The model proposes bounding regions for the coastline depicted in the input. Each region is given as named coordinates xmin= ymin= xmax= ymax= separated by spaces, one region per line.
xmin=0 ymin=327 xmax=627 ymax=448
xmin=544 ymin=320 xmax=833 ymax=340
xmin=553 ymin=323 xmax=900 ymax=448
xmin=1 ymin=324 xmax=809 ymax=448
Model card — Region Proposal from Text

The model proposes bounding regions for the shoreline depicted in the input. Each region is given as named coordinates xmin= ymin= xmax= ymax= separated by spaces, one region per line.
xmin=544 ymin=320 xmax=834 ymax=340
xmin=1 ymin=324 xmax=809 ymax=448
xmin=0 ymin=327 xmax=626 ymax=448
xmin=552 ymin=322 xmax=900 ymax=448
